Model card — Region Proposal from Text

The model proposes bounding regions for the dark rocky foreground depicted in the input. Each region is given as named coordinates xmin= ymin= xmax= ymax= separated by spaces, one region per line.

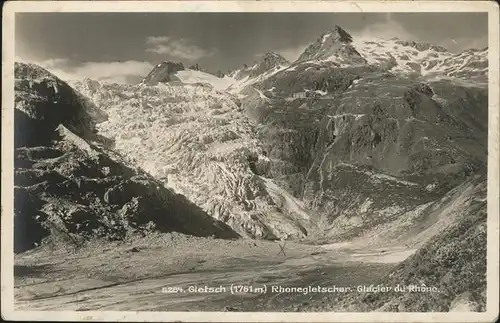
xmin=13 ymin=62 xmax=238 ymax=254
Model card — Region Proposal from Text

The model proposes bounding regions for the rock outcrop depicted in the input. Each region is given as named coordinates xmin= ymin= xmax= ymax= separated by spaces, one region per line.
xmin=141 ymin=61 xmax=185 ymax=85
xmin=14 ymin=62 xmax=107 ymax=146
xmin=229 ymin=52 xmax=290 ymax=81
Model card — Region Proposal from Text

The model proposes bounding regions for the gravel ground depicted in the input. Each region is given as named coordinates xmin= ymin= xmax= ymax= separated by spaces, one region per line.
xmin=14 ymin=232 xmax=398 ymax=311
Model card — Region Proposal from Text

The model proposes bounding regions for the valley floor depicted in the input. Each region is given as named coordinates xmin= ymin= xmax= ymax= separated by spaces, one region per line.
xmin=14 ymin=233 xmax=411 ymax=312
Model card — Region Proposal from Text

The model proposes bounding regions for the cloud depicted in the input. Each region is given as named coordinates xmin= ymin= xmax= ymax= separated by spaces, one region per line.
xmin=353 ymin=13 xmax=415 ymax=41
xmin=16 ymin=56 xmax=154 ymax=84
xmin=441 ymin=35 xmax=488 ymax=52
xmin=145 ymin=36 xmax=216 ymax=61
xmin=146 ymin=36 xmax=172 ymax=45
xmin=72 ymin=61 xmax=154 ymax=82
xmin=15 ymin=56 xmax=70 ymax=69
xmin=37 ymin=58 xmax=71 ymax=69
xmin=352 ymin=13 xmax=487 ymax=53
xmin=277 ymin=44 xmax=309 ymax=62
xmin=16 ymin=56 xmax=77 ymax=81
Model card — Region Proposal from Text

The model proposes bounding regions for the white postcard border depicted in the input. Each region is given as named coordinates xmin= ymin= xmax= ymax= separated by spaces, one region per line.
xmin=2 ymin=1 xmax=499 ymax=322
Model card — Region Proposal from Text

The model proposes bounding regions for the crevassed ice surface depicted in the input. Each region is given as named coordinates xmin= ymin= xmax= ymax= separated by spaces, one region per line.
xmin=74 ymin=80 xmax=316 ymax=239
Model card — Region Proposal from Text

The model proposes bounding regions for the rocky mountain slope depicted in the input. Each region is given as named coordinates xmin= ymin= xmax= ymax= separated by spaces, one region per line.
xmin=237 ymin=26 xmax=488 ymax=242
xmin=301 ymin=175 xmax=487 ymax=312
xmin=248 ymin=69 xmax=487 ymax=239
xmin=14 ymin=62 xmax=238 ymax=253
xmin=228 ymin=26 xmax=487 ymax=311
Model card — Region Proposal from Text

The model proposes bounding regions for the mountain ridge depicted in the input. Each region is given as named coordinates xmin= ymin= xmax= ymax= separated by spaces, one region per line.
xmin=136 ymin=25 xmax=487 ymax=93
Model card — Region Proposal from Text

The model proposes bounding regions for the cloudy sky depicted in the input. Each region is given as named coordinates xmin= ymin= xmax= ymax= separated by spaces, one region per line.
xmin=15 ymin=12 xmax=488 ymax=84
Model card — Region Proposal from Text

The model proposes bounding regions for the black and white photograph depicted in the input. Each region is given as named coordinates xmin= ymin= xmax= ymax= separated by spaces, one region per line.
xmin=2 ymin=1 xmax=499 ymax=322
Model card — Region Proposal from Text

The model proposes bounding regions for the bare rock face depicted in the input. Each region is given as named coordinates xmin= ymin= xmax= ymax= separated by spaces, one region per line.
xmin=13 ymin=62 xmax=239 ymax=253
xmin=141 ymin=61 xmax=185 ymax=85
xmin=14 ymin=62 xmax=107 ymax=147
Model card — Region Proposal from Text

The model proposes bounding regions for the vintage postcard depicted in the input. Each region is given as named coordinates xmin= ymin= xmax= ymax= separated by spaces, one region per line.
xmin=2 ymin=1 xmax=499 ymax=322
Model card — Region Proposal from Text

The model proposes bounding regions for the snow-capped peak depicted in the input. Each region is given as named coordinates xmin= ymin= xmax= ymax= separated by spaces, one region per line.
xmin=229 ymin=52 xmax=290 ymax=81
xmin=351 ymin=36 xmax=488 ymax=84
xmin=287 ymin=24 xmax=487 ymax=84
xmin=296 ymin=25 xmax=365 ymax=65
xmin=327 ymin=25 xmax=354 ymax=43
